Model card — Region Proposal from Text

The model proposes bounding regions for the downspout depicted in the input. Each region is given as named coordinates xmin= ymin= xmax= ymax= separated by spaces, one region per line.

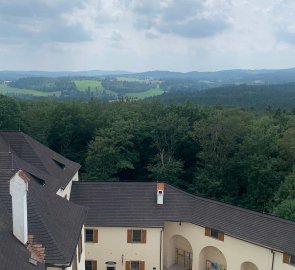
xmin=271 ymin=249 xmax=275 ymax=270
xmin=160 ymin=228 xmax=164 ymax=270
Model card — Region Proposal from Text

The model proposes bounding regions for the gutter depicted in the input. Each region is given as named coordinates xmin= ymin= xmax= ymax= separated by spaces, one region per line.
xmin=271 ymin=249 xmax=275 ymax=270
xmin=160 ymin=228 xmax=164 ymax=270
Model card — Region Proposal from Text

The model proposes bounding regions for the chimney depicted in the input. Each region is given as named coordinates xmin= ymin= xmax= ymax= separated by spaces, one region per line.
xmin=9 ymin=170 xmax=30 ymax=244
xmin=157 ymin=183 xmax=164 ymax=205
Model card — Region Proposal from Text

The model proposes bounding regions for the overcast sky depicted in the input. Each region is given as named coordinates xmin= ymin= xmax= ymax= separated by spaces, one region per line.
xmin=0 ymin=0 xmax=295 ymax=72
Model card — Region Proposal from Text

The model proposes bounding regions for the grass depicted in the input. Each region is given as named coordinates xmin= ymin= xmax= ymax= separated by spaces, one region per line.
xmin=73 ymin=80 xmax=117 ymax=97
xmin=125 ymin=88 xmax=164 ymax=99
xmin=0 ymin=84 xmax=60 ymax=97
xmin=73 ymin=80 xmax=103 ymax=91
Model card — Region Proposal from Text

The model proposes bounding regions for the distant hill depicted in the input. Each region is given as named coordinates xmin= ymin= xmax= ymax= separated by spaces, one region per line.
xmin=132 ymin=68 xmax=295 ymax=85
xmin=152 ymin=83 xmax=295 ymax=110
xmin=0 ymin=70 xmax=132 ymax=80
xmin=2 ymin=67 xmax=295 ymax=85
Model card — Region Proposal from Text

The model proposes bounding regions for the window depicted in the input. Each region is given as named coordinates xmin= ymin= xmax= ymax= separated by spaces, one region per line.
xmin=86 ymin=260 xmax=97 ymax=270
xmin=132 ymin=230 xmax=141 ymax=242
xmin=127 ymin=229 xmax=147 ymax=243
xmin=283 ymin=253 xmax=295 ymax=266
xmin=126 ymin=261 xmax=145 ymax=270
xmin=85 ymin=228 xmax=98 ymax=243
xmin=205 ymin=227 xmax=224 ymax=241
xmin=106 ymin=261 xmax=116 ymax=270
xmin=210 ymin=229 xmax=219 ymax=239
xmin=131 ymin=261 xmax=140 ymax=270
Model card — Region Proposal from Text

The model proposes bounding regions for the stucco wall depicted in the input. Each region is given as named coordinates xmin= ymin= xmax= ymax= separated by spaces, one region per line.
xmin=85 ymin=227 xmax=163 ymax=270
xmin=163 ymin=221 xmax=294 ymax=270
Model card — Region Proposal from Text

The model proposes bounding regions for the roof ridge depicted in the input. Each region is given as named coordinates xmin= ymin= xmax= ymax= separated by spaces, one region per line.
xmin=73 ymin=181 xmax=295 ymax=225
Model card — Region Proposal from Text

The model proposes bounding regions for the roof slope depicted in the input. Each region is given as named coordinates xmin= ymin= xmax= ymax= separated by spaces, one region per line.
xmin=0 ymin=131 xmax=80 ymax=192
xmin=0 ymin=195 xmax=45 ymax=270
xmin=70 ymin=181 xmax=295 ymax=255
xmin=0 ymin=132 xmax=86 ymax=268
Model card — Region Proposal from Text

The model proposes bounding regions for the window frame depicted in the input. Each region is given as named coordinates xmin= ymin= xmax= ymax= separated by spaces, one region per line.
xmin=85 ymin=228 xmax=98 ymax=243
xmin=205 ymin=227 xmax=224 ymax=241
xmin=127 ymin=229 xmax=147 ymax=243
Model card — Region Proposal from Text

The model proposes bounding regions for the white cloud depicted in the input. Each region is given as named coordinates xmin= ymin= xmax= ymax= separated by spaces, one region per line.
xmin=0 ymin=0 xmax=294 ymax=71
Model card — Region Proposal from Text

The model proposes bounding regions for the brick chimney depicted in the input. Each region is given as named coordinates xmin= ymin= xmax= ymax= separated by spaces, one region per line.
xmin=157 ymin=183 xmax=164 ymax=205
xmin=9 ymin=170 xmax=30 ymax=244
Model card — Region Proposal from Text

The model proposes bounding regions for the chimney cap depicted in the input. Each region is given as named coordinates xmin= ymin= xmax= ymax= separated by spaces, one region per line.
xmin=17 ymin=170 xmax=30 ymax=183
xmin=157 ymin=183 xmax=165 ymax=190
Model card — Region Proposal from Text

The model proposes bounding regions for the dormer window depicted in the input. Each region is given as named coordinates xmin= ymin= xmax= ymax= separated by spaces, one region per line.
xmin=28 ymin=173 xmax=46 ymax=186
xmin=52 ymin=158 xmax=66 ymax=170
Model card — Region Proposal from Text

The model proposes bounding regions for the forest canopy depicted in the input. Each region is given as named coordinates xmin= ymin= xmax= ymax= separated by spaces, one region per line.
xmin=1 ymin=94 xmax=295 ymax=221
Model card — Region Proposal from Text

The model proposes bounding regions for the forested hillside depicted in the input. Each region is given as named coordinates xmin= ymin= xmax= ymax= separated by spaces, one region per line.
xmin=154 ymin=83 xmax=295 ymax=110
xmin=1 ymin=94 xmax=294 ymax=221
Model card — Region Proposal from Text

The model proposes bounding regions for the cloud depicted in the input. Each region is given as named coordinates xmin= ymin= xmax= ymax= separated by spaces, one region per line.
xmin=0 ymin=0 xmax=92 ymax=43
xmin=276 ymin=29 xmax=295 ymax=44
xmin=128 ymin=0 xmax=231 ymax=38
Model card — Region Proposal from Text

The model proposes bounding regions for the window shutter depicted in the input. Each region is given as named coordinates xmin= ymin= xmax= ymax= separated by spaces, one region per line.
xmin=283 ymin=253 xmax=290 ymax=264
xmin=92 ymin=260 xmax=97 ymax=270
xmin=218 ymin=232 xmax=224 ymax=241
xmin=93 ymin=229 xmax=98 ymax=243
xmin=141 ymin=230 xmax=147 ymax=243
xmin=126 ymin=261 xmax=131 ymax=270
xmin=139 ymin=261 xmax=145 ymax=270
xmin=205 ymin=227 xmax=211 ymax=236
xmin=127 ymin=229 xmax=133 ymax=243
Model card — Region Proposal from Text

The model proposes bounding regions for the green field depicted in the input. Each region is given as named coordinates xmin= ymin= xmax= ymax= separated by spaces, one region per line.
xmin=73 ymin=80 xmax=103 ymax=91
xmin=73 ymin=80 xmax=117 ymax=96
xmin=0 ymin=84 xmax=60 ymax=97
xmin=125 ymin=88 xmax=164 ymax=99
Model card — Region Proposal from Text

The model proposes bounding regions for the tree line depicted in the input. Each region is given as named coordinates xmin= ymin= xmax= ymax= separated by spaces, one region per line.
xmin=1 ymin=94 xmax=294 ymax=220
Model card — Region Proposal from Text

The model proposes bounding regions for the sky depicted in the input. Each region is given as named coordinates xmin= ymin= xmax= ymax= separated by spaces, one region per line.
xmin=0 ymin=0 xmax=295 ymax=72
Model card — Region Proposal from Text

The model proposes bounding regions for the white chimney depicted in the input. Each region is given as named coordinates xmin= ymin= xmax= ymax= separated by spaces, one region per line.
xmin=157 ymin=183 xmax=164 ymax=205
xmin=9 ymin=170 xmax=30 ymax=244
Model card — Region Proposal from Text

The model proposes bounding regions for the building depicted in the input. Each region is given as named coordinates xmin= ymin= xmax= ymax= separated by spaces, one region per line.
xmin=0 ymin=132 xmax=87 ymax=270
xmin=1 ymin=131 xmax=295 ymax=270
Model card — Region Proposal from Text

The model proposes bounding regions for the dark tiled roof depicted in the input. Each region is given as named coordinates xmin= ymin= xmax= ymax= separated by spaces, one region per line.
xmin=0 ymin=131 xmax=80 ymax=192
xmin=0 ymin=132 xmax=87 ymax=269
xmin=0 ymin=199 xmax=45 ymax=270
xmin=71 ymin=181 xmax=295 ymax=255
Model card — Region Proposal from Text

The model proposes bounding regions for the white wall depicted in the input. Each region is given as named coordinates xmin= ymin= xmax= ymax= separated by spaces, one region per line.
xmin=163 ymin=221 xmax=294 ymax=270
xmin=85 ymin=227 xmax=162 ymax=270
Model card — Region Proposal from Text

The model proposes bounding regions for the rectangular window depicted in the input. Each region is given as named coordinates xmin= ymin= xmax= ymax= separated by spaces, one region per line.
xmin=85 ymin=228 xmax=98 ymax=243
xmin=205 ymin=227 xmax=224 ymax=241
xmin=131 ymin=261 xmax=140 ymax=270
xmin=132 ymin=230 xmax=142 ymax=242
xmin=210 ymin=229 xmax=219 ymax=239
xmin=290 ymin=255 xmax=295 ymax=265
xmin=127 ymin=229 xmax=147 ymax=243
xmin=86 ymin=260 xmax=97 ymax=270
xmin=126 ymin=261 xmax=145 ymax=270
xmin=86 ymin=229 xmax=93 ymax=242
xmin=86 ymin=261 xmax=92 ymax=270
